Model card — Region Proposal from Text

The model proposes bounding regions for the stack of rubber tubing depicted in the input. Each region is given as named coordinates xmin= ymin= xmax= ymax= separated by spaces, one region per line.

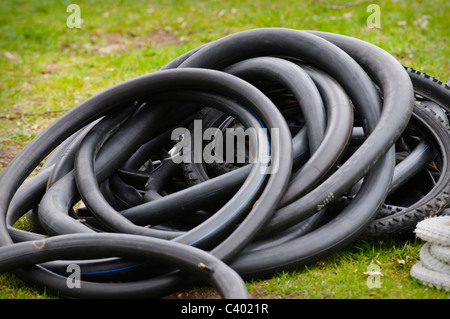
xmin=411 ymin=216 xmax=450 ymax=291
xmin=0 ymin=28 xmax=449 ymax=298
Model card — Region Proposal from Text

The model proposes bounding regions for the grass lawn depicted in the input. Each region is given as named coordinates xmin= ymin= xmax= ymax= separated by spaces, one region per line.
xmin=0 ymin=0 xmax=449 ymax=299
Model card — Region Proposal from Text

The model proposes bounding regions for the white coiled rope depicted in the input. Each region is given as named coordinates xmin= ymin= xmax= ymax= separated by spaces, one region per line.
xmin=410 ymin=216 xmax=450 ymax=291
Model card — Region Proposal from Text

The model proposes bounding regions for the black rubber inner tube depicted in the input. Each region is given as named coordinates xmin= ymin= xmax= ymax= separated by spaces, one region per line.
xmin=0 ymin=233 xmax=250 ymax=299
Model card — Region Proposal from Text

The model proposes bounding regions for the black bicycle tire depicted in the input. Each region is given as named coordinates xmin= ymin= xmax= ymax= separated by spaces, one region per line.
xmin=405 ymin=66 xmax=450 ymax=112
xmin=363 ymin=103 xmax=450 ymax=239
xmin=360 ymin=66 xmax=450 ymax=238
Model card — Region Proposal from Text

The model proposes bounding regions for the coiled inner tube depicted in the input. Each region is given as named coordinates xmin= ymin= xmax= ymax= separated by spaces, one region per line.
xmin=1 ymin=27 xmax=449 ymax=298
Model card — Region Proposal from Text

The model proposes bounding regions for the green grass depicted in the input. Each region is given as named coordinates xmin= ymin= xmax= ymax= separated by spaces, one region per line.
xmin=0 ymin=0 xmax=449 ymax=299
xmin=248 ymin=239 xmax=449 ymax=299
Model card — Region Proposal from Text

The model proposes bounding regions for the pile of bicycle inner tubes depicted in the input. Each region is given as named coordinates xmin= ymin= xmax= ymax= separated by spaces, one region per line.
xmin=0 ymin=28 xmax=449 ymax=299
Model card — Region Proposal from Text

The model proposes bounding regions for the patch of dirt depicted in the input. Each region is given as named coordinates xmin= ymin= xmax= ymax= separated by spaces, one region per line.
xmin=163 ymin=287 xmax=222 ymax=299
xmin=0 ymin=142 xmax=22 ymax=172
xmin=162 ymin=284 xmax=278 ymax=299
xmin=89 ymin=28 xmax=186 ymax=55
